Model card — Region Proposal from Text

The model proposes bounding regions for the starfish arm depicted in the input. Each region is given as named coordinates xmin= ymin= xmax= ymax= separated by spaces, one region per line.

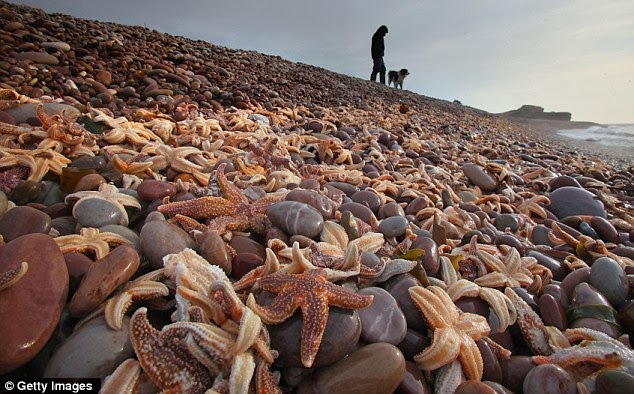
xmin=409 ymin=286 xmax=451 ymax=329
xmin=215 ymin=163 xmax=249 ymax=205
xmin=323 ymin=283 xmax=373 ymax=310
xmin=0 ymin=261 xmax=28 ymax=291
xmin=414 ymin=327 xmax=461 ymax=371
xmin=247 ymin=292 xmax=300 ymax=324
xmin=474 ymin=272 xmax=512 ymax=288
xmin=299 ymin=294 xmax=331 ymax=368
xmin=159 ymin=196 xmax=236 ymax=219
xmin=101 ymin=359 xmax=141 ymax=394
xmin=505 ymin=248 xmax=522 ymax=274
xmin=457 ymin=335 xmax=485 ymax=380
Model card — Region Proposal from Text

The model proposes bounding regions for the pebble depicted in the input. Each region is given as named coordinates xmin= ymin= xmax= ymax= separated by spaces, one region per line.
xmin=377 ymin=215 xmax=409 ymax=238
xmin=548 ymin=186 xmax=607 ymax=219
xmin=73 ymin=198 xmax=123 ymax=227
xmin=590 ymin=256 xmax=629 ymax=307
xmin=268 ymin=201 xmax=324 ymax=238
xmin=357 ymin=287 xmax=407 ymax=345
xmin=15 ymin=51 xmax=59 ymax=65
xmin=43 ymin=316 xmax=133 ymax=378
xmin=538 ymin=294 xmax=567 ymax=330
xmin=40 ymin=41 xmax=71 ymax=52
xmin=297 ymin=343 xmax=405 ymax=394
xmin=338 ymin=202 xmax=376 ymax=226
xmin=570 ymin=283 xmax=620 ymax=337
xmin=98 ymin=224 xmax=140 ymax=249
xmin=378 ymin=201 xmax=405 ymax=219
xmin=494 ymin=214 xmax=519 ymax=233
xmin=500 ymin=356 xmax=535 ymax=394
xmin=396 ymin=361 xmax=431 ymax=394
xmin=522 ymin=364 xmax=576 ymax=394
xmin=590 ymin=216 xmax=621 ymax=243
xmin=0 ymin=205 xmax=52 ymax=241
xmin=596 ymin=369 xmax=634 ymax=394
xmin=266 ymin=301 xmax=361 ymax=368
xmin=194 ymin=230 xmax=231 ymax=274
xmin=68 ymin=245 xmax=140 ymax=318
xmin=350 ymin=190 xmax=381 ymax=213
xmin=383 ymin=274 xmax=426 ymax=331
xmin=0 ymin=234 xmax=68 ymax=374
xmin=136 ymin=179 xmax=176 ymax=201
xmin=410 ymin=235 xmax=440 ymax=276
xmin=3 ymin=102 xmax=80 ymax=125
xmin=140 ymin=220 xmax=195 ymax=269
xmin=231 ymin=253 xmax=263 ymax=279
xmin=284 ymin=189 xmax=337 ymax=220
xmin=462 ymin=163 xmax=498 ymax=192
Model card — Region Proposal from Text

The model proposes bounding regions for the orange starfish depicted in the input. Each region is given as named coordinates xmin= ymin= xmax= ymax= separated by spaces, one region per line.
xmin=247 ymin=268 xmax=373 ymax=368
xmin=158 ymin=162 xmax=283 ymax=234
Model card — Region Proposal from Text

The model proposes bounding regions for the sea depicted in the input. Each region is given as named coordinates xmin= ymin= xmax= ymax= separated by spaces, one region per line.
xmin=557 ymin=123 xmax=634 ymax=149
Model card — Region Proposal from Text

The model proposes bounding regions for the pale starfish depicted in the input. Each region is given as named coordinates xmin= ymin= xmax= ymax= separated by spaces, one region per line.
xmin=247 ymin=268 xmax=373 ymax=368
xmin=408 ymin=285 xmax=491 ymax=380
xmin=101 ymin=358 xmax=141 ymax=394
xmin=65 ymin=183 xmax=141 ymax=226
xmin=474 ymin=247 xmax=538 ymax=289
xmin=533 ymin=328 xmax=634 ymax=391
xmin=54 ymin=228 xmax=131 ymax=259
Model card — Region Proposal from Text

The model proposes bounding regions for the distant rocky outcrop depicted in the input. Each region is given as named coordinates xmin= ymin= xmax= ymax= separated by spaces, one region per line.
xmin=499 ymin=105 xmax=572 ymax=121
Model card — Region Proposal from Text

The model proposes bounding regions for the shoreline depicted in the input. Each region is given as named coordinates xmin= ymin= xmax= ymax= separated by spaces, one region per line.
xmin=503 ymin=117 xmax=634 ymax=170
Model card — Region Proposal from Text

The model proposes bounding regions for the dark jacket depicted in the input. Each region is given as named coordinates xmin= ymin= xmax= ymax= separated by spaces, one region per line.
xmin=371 ymin=25 xmax=388 ymax=59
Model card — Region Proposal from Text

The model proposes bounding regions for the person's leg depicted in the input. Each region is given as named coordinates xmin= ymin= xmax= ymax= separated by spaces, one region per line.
xmin=379 ymin=58 xmax=386 ymax=84
xmin=371 ymin=57 xmax=381 ymax=81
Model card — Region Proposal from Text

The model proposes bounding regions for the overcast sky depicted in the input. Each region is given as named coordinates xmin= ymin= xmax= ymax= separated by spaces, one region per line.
xmin=9 ymin=0 xmax=634 ymax=123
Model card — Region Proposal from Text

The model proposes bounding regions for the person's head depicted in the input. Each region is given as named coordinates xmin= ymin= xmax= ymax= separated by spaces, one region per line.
xmin=377 ymin=25 xmax=388 ymax=36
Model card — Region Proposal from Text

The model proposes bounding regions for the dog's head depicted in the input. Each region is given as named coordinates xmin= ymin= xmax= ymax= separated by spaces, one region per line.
xmin=399 ymin=69 xmax=410 ymax=77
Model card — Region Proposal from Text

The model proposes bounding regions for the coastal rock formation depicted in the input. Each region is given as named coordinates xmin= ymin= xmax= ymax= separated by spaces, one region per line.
xmin=499 ymin=105 xmax=572 ymax=121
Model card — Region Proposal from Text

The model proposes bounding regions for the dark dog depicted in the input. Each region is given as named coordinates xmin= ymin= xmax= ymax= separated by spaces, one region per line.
xmin=388 ymin=69 xmax=409 ymax=89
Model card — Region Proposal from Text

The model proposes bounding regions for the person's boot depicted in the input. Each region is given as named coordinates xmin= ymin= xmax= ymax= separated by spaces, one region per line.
xmin=370 ymin=72 xmax=377 ymax=82
xmin=379 ymin=73 xmax=386 ymax=84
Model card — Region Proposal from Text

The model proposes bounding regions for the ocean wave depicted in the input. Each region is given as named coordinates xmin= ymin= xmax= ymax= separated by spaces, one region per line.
xmin=557 ymin=124 xmax=634 ymax=147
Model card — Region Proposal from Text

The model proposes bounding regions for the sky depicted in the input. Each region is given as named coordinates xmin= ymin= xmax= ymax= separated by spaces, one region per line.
xmin=8 ymin=0 xmax=634 ymax=123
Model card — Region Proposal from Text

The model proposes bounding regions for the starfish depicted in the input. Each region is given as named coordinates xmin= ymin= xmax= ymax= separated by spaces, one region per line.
xmin=474 ymin=247 xmax=537 ymax=289
xmin=408 ymin=285 xmax=491 ymax=380
xmin=65 ymin=183 xmax=142 ymax=226
xmin=101 ymin=359 xmax=141 ymax=394
xmin=0 ymin=166 xmax=28 ymax=193
xmin=54 ymin=228 xmax=131 ymax=259
xmin=0 ymin=147 xmax=71 ymax=182
xmin=247 ymin=268 xmax=373 ymax=368
xmin=515 ymin=194 xmax=551 ymax=220
xmin=158 ymin=163 xmax=283 ymax=235
xmin=0 ymin=261 xmax=28 ymax=291
xmin=533 ymin=328 xmax=634 ymax=391
xmin=129 ymin=307 xmax=220 ymax=393
xmin=248 ymin=136 xmax=295 ymax=174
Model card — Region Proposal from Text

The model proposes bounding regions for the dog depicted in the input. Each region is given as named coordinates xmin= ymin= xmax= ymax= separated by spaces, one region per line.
xmin=388 ymin=68 xmax=409 ymax=89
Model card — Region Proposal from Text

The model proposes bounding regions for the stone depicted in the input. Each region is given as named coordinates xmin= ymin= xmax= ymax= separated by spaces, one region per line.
xmin=285 ymin=189 xmax=338 ymax=220
xmin=140 ymin=220 xmax=195 ymax=269
xmin=377 ymin=216 xmax=409 ymax=238
xmin=0 ymin=234 xmax=68 ymax=374
xmin=268 ymin=201 xmax=324 ymax=238
xmin=136 ymin=179 xmax=176 ymax=201
xmin=338 ymin=202 xmax=376 ymax=226
xmin=0 ymin=206 xmax=52 ymax=242
xmin=40 ymin=41 xmax=71 ymax=52
xmin=4 ymin=102 xmax=80 ymax=125
xmin=297 ymin=343 xmax=405 ymax=394
xmin=383 ymin=274 xmax=426 ymax=332
xmin=15 ymin=51 xmax=59 ymax=65
xmin=73 ymin=198 xmax=123 ymax=227
xmin=69 ymin=245 xmax=140 ymax=318
xmin=462 ymin=163 xmax=498 ymax=192
xmin=350 ymin=190 xmax=381 ymax=213
xmin=43 ymin=316 xmax=133 ymax=378
xmin=98 ymin=224 xmax=140 ymax=249
xmin=357 ymin=287 xmax=407 ymax=345
xmin=590 ymin=257 xmax=629 ymax=307
xmin=548 ymin=186 xmax=607 ymax=219
xmin=523 ymin=364 xmax=576 ymax=394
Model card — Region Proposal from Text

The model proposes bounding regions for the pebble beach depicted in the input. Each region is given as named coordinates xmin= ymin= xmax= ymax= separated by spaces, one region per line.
xmin=0 ymin=2 xmax=633 ymax=394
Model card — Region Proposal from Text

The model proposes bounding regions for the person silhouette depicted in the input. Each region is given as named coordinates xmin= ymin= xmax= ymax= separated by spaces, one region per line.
xmin=370 ymin=25 xmax=388 ymax=84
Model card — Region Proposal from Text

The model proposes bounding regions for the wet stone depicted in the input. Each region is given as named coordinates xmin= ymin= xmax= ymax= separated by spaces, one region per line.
xmin=455 ymin=381 xmax=497 ymax=394
xmin=194 ymin=230 xmax=231 ymax=274
xmin=73 ymin=198 xmax=122 ymax=227
xmin=538 ymin=294 xmax=567 ymax=331
xmin=410 ymin=236 xmax=439 ymax=276
xmin=338 ymin=202 xmax=376 ymax=226
xmin=548 ymin=186 xmax=607 ymax=219
xmin=43 ymin=316 xmax=133 ymax=379
xmin=560 ymin=267 xmax=590 ymax=299
xmin=397 ymin=361 xmax=431 ymax=394
xmin=357 ymin=287 xmax=407 ymax=345
xmin=383 ymin=274 xmax=426 ymax=331
xmin=140 ymin=220 xmax=195 ymax=269
xmin=136 ymin=179 xmax=176 ymax=201
xmin=379 ymin=201 xmax=406 ymax=219
xmin=595 ymin=369 xmax=634 ymax=394
xmin=69 ymin=245 xmax=140 ymax=318
xmin=378 ymin=215 xmax=409 ymax=238
xmin=526 ymin=250 xmax=566 ymax=281
xmin=4 ymin=102 xmax=80 ymax=125
xmin=99 ymin=224 xmax=140 ymax=249
xmin=0 ymin=206 xmax=52 ymax=242
xmin=231 ymin=253 xmax=263 ymax=279
xmin=350 ymin=190 xmax=381 ymax=213
xmin=462 ymin=163 xmax=498 ymax=192
xmin=285 ymin=189 xmax=338 ymax=220
xmin=590 ymin=256 xmax=629 ymax=307
xmin=268 ymin=201 xmax=324 ymax=238
xmin=500 ymin=356 xmax=535 ymax=394
xmin=0 ymin=234 xmax=68 ymax=374
xmin=494 ymin=214 xmax=519 ymax=233
xmin=523 ymin=364 xmax=576 ymax=394
xmin=297 ymin=342 xmax=405 ymax=394
xmin=268 ymin=304 xmax=361 ymax=368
